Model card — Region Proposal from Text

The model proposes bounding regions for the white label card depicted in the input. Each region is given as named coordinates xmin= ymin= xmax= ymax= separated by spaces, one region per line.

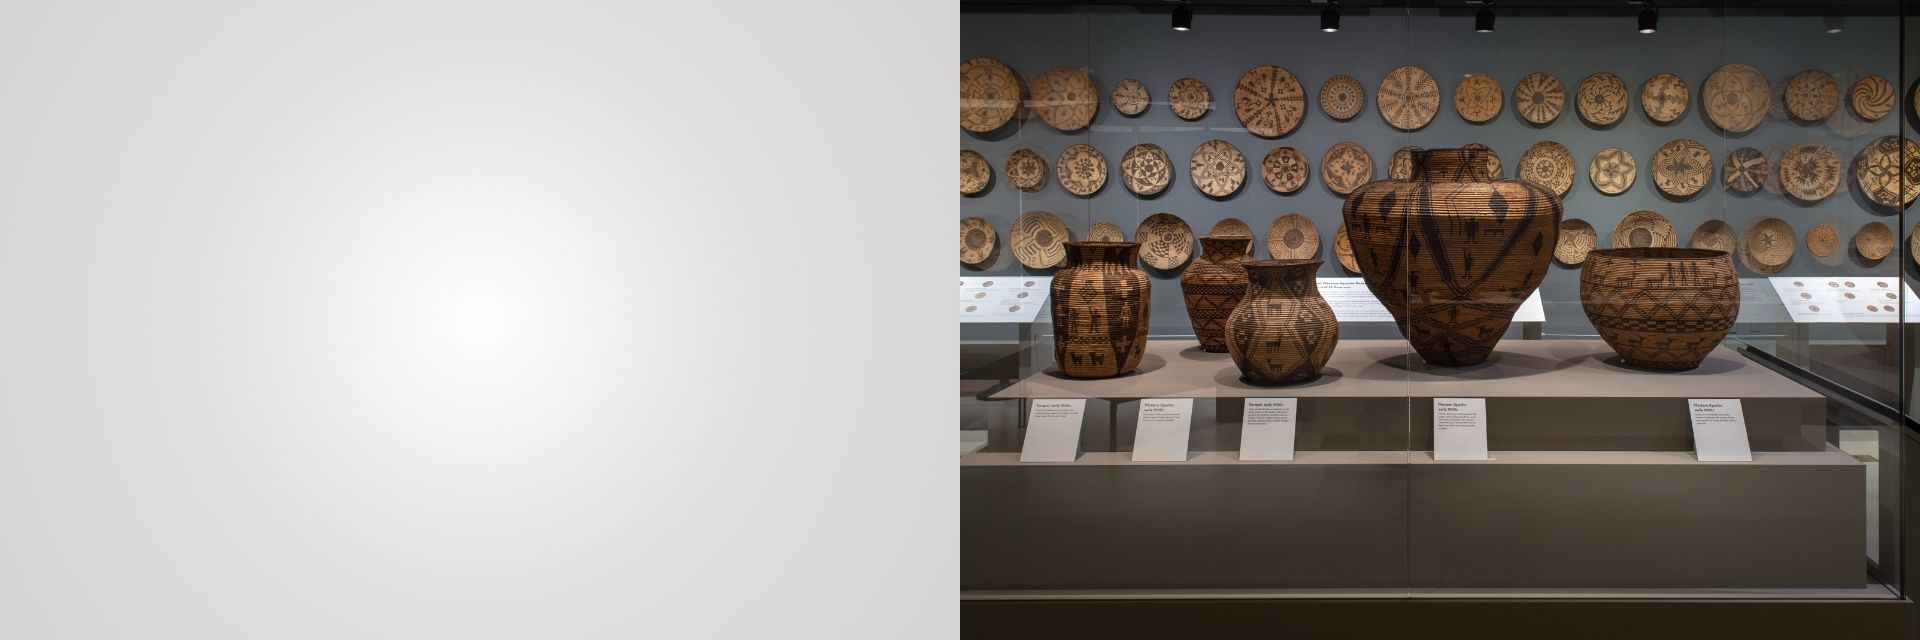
xmin=1318 ymin=278 xmax=1395 ymax=322
xmin=1318 ymin=278 xmax=1543 ymax=323
xmin=1432 ymin=398 xmax=1489 ymax=461
xmin=1240 ymin=398 xmax=1298 ymax=461
xmin=1132 ymin=398 xmax=1193 ymax=462
xmin=1512 ymin=289 xmax=1546 ymax=322
xmin=1020 ymin=399 xmax=1086 ymax=463
xmin=1688 ymin=399 xmax=1753 ymax=462
xmin=1767 ymin=276 xmax=1902 ymax=324
xmin=959 ymin=277 xmax=1051 ymax=324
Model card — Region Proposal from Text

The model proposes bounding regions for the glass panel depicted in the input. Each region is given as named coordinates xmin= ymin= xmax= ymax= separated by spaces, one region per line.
xmin=1392 ymin=2 xmax=1901 ymax=597
xmin=962 ymin=0 xmax=1904 ymax=603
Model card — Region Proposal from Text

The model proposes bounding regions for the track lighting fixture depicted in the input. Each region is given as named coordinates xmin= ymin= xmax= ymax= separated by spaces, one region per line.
xmin=1321 ymin=4 xmax=1340 ymax=33
xmin=1475 ymin=6 xmax=1495 ymax=33
xmin=1638 ymin=4 xmax=1658 ymax=34
xmin=1172 ymin=1 xmax=1192 ymax=31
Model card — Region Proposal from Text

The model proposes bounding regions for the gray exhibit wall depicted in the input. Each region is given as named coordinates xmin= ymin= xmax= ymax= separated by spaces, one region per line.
xmin=960 ymin=8 xmax=1903 ymax=343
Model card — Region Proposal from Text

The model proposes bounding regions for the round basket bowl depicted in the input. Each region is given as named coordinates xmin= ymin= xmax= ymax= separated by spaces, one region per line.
xmin=1555 ymin=218 xmax=1597 ymax=265
xmin=1579 ymin=248 xmax=1740 ymax=371
xmin=1856 ymin=221 xmax=1893 ymax=261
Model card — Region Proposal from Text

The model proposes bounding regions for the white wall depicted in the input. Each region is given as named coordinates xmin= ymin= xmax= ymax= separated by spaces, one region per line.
xmin=0 ymin=2 xmax=954 ymax=638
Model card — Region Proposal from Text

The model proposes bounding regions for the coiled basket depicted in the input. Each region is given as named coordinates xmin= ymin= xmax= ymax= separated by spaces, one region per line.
xmin=1342 ymin=148 xmax=1562 ymax=367
xmin=1179 ymin=236 xmax=1254 ymax=352
xmin=1050 ymin=242 xmax=1151 ymax=378
xmin=1225 ymin=259 xmax=1339 ymax=385
xmin=1579 ymin=247 xmax=1740 ymax=370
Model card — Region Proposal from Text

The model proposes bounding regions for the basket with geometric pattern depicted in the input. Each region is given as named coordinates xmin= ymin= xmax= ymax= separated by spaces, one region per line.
xmin=1579 ymin=248 xmax=1739 ymax=371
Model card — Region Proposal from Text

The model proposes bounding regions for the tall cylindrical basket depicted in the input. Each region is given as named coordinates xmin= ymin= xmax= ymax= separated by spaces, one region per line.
xmin=1050 ymin=242 xmax=1152 ymax=378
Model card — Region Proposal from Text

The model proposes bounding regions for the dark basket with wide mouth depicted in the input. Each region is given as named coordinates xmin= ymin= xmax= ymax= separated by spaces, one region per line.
xmin=1579 ymin=247 xmax=1740 ymax=370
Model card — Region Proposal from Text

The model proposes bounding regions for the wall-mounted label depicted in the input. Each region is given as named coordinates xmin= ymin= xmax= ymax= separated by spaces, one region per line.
xmin=1132 ymin=398 xmax=1193 ymax=462
xmin=1019 ymin=399 xmax=1085 ymax=463
xmin=1240 ymin=398 xmax=1298 ymax=461
xmin=1688 ymin=398 xmax=1752 ymax=462
xmin=1768 ymin=277 xmax=1902 ymax=323
xmin=1319 ymin=278 xmax=1542 ymax=322
xmin=1433 ymin=397 xmax=1489 ymax=461
xmin=960 ymin=277 xmax=1050 ymax=323
xmin=1317 ymin=278 xmax=1394 ymax=321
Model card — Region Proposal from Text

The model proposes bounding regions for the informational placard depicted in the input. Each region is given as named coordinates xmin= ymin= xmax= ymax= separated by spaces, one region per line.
xmin=1019 ymin=399 xmax=1085 ymax=463
xmin=1318 ymin=278 xmax=1543 ymax=322
xmin=1432 ymin=397 xmax=1490 ymax=461
xmin=1768 ymin=276 xmax=1902 ymax=323
xmin=1688 ymin=398 xmax=1753 ymax=462
xmin=1132 ymin=398 xmax=1193 ymax=462
xmin=1240 ymin=398 xmax=1298 ymax=461
xmin=1318 ymin=278 xmax=1394 ymax=321
xmin=959 ymin=277 xmax=1050 ymax=323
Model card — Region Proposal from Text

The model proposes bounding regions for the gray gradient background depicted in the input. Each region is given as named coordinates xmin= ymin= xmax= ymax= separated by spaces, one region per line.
xmin=0 ymin=2 xmax=957 ymax=638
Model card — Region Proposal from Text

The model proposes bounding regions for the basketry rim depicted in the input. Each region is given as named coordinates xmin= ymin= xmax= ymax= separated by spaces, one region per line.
xmin=1586 ymin=247 xmax=1730 ymax=261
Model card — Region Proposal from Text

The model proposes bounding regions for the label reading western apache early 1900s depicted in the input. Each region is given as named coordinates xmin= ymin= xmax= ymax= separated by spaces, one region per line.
xmin=1132 ymin=398 xmax=1193 ymax=462
xmin=1433 ymin=397 xmax=1489 ymax=461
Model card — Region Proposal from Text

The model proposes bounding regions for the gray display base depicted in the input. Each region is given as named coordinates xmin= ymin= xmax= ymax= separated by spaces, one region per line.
xmin=990 ymin=339 xmax=1826 ymax=452
xmin=962 ymin=449 xmax=1866 ymax=591
xmin=962 ymin=452 xmax=1411 ymax=590
xmin=1406 ymin=451 xmax=1866 ymax=589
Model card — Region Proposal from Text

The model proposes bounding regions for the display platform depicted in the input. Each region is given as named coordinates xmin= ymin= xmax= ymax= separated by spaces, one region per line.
xmin=962 ymin=448 xmax=1866 ymax=591
xmin=988 ymin=339 xmax=1826 ymax=452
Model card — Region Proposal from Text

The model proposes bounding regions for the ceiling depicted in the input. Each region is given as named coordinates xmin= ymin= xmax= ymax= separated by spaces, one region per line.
xmin=960 ymin=1 xmax=1903 ymax=15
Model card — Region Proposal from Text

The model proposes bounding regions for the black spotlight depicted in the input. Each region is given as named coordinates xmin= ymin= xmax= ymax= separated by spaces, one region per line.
xmin=1173 ymin=2 xmax=1192 ymax=31
xmin=1638 ymin=4 xmax=1658 ymax=34
xmin=1475 ymin=6 xmax=1495 ymax=33
xmin=1321 ymin=5 xmax=1340 ymax=33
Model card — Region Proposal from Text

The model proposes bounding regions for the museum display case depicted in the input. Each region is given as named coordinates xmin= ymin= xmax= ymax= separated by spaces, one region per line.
xmin=961 ymin=1 xmax=1917 ymax=635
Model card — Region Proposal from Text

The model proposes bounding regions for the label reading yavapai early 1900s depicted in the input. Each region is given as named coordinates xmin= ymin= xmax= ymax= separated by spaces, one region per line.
xmin=1241 ymin=398 xmax=1297 ymax=461
xmin=1020 ymin=399 xmax=1085 ymax=463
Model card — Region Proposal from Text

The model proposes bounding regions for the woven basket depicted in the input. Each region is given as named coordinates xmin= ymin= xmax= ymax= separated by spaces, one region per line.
xmin=1746 ymin=218 xmax=1796 ymax=272
xmin=1580 ymin=248 xmax=1739 ymax=371
xmin=959 ymin=57 xmax=1021 ymax=133
xmin=1856 ymin=222 xmax=1893 ymax=261
xmin=1806 ymin=224 xmax=1839 ymax=257
xmin=1050 ymin=242 xmax=1151 ymax=378
xmin=1703 ymin=63 xmax=1769 ymax=133
xmin=1343 ymin=148 xmax=1562 ymax=367
xmin=1225 ymin=259 xmax=1339 ymax=385
xmin=1180 ymin=236 xmax=1255 ymax=352
xmin=1555 ymin=218 xmax=1597 ymax=265
xmin=1851 ymin=75 xmax=1894 ymax=121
